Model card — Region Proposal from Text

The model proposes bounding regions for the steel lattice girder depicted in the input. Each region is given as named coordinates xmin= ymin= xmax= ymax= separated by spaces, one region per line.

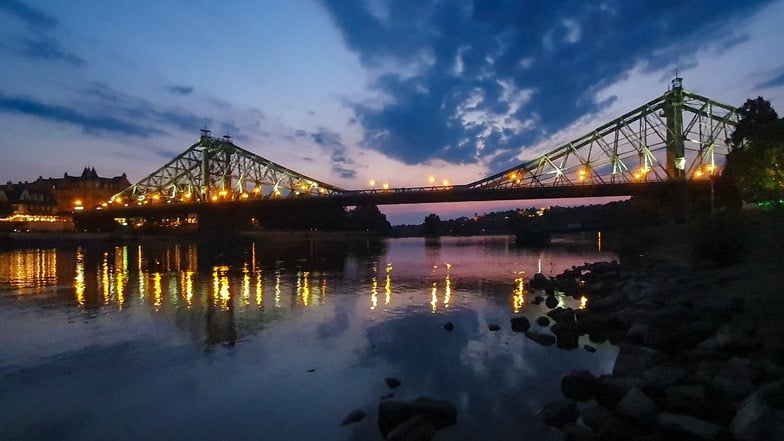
xmin=465 ymin=88 xmax=739 ymax=190
xmin=111 ymin=136 xmax=344 ymax=205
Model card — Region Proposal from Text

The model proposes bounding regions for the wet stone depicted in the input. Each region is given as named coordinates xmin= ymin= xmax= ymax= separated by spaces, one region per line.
xmin=525 ymin=330 xmax=556 ymax=346
xmin=340 ymin=409 xmax=367 ymax=426
xmin=488 ymin=324 xmax=501 ymax=332
xmin=510 ymin=316 xmax=531 ymax=333
xmin=537 ymin=399 xmax=579 ymax=428
xmin=443 ymin=322 xmax=454 ymax=332
xmin=536 ymin=316 xmax=550 ymax=327
xmin=385 ymin=377 xmax=401 ymax=389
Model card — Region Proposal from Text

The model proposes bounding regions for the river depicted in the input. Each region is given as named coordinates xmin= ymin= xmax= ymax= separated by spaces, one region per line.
xmin=0 ymin=234 xmax=618 ymax=441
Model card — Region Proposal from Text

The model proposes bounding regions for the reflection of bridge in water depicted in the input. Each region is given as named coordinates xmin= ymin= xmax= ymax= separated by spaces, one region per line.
xmin=76 ymin=78 xmax=739 ymax=231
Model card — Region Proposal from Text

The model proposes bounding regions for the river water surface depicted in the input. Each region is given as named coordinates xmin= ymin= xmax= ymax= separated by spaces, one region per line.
xmin=0 ymin=234 xmax=618 ymax=440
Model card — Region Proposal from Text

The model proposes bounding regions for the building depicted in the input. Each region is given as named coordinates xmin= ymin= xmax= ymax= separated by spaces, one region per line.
xmin=34 ymin=167 xmax=131 ymax=213
xmin=0 ymin=181 xmax=64 ymax=231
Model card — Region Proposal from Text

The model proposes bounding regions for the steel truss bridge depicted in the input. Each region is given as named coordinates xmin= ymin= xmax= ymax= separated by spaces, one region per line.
xmin=82 ymin=78 xmax=739 ymax=227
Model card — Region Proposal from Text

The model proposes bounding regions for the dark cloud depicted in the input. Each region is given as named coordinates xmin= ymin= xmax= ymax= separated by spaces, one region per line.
xmin=165 ymin=85 xmax=194 ymax=96
xmin=0 ymin=0 xmax=58 ymax=30
xmin=308 ymin=127 xmax=360 ymax=179
xmin=321 ymin=0 xmax=772 ymax=171
xmin=18 ymin=36 xmax=85 ymax=66
xmin=755 ymin=69 xmax=784 ymax=90
xmin=82 ymin=82 xmax=210 ymax=135
xmin=0 ymin=92 xmax=159 ymax=137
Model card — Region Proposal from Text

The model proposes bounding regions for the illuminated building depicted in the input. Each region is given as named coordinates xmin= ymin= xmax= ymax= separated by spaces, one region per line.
xmin=34 ymin=167 xmax=131 ymax=213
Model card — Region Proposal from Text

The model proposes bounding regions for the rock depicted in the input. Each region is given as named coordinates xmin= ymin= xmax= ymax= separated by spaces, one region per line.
xmin=713 ymin=357 xmax=764 ymax=399
xmin=583 ymin=345 xmax=597 ymax=353
xmin=537 ymin=399 xmax=578 ymax=428
xmin=658 ymin=412 xmax=723 ymax=440
xmin=488 ymin=324 xmax=500 ymax=331
xmin=443 ymin=322 xmax=454 ymax=332
xmin=612 ymin=344 xmax=667 ymax=377
xmin=530 ymin=273 xmax=549 ymax=290
xmin=341 ymin=409 xmax=367 ymax=426
xmin=672 ymin=321 xmax=718 ymax=350
xmin=640 ymin=365 xmax=686 ymax=391
xmin=524 ymin=330 xmax=556 ymax=346
xmin=561 ymin=370 xmax=596 ymax=401
xmin=615 ymin=387 xmax=657 ymax=424
xmin=531 ymin=296 xmax=544 ymax=305
xmin=386 ymin=414 xmax=435 ymax=441
xmin=545 ymin=295 xmax=559 ymax=309
xmin=594 ymin=375 xmax=639 ymax=408
xmin=377 ymin=397 xmax=457 ymax=438
xmin=551 ymin=323 xmax=580 ymax=350
xmin=664 ymin=385 xmax=707 ymax=415
xmin=732 ymin=379 xmax=784 ymax=441
xmin=536 ymin=316 xmax=550 ymax=327
xmin=547 ymin=307 xmax=576 ymax=323
xmin=580 ymin=401 xmax=608 ymax=432
xmin=510 ymin=316 xmax=531 ymax=333
xmin=385 ymin=377 xmax=402 ymax=389
xmin=561 ymin=422 xmax=599 ymax=441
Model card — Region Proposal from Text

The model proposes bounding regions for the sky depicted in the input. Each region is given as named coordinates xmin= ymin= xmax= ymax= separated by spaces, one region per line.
xmin=1 ymin=0 xmax=783 ymax=224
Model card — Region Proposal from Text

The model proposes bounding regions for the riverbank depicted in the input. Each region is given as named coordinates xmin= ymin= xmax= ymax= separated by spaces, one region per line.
xmin=533 ymin=210 xmax=784 ymax=440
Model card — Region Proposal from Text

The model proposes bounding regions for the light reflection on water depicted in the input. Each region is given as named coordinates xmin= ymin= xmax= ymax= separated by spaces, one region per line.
xmin=0 ymin=234 xmax=617 ymax=441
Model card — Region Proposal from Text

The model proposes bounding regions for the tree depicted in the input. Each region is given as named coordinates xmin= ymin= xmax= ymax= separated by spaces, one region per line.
xmin=347 ymin=204 xmax=391 ymax=233
xmin=724 ymin=97 xmax=784 ymax=204
xmin=423 ymin=213 xmax=441 ymax=237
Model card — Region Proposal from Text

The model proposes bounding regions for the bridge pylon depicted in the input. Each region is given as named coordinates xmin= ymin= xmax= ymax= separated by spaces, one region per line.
xmin=466 ymin=77 xmax=739 ymax=191
xmin=109 ymin=131 xmax=345 ymax=207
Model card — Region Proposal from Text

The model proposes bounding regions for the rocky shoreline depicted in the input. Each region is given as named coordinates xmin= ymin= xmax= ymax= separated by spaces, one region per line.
xmin=529 ymin=259 xmax=784 ymax=440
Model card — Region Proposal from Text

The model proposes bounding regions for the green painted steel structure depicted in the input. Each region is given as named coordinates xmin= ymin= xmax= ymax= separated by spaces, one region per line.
xmin=107 ymin=78 xmax=738 ymax=211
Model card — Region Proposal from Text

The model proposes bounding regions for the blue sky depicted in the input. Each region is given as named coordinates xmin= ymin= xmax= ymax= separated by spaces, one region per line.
xmin=1 ymin=0 xmax=783 ymax=223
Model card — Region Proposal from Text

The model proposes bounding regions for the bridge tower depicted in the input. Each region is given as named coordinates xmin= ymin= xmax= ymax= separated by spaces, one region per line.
xmin=665 ymin=77 xmax=686 ymax=179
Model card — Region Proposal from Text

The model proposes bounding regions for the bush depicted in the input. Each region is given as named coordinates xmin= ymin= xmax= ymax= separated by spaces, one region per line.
xmin=689 ymin=212 xmax=749 ymax=267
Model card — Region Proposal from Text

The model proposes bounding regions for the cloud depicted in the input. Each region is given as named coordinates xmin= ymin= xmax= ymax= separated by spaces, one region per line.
xmin=321 ymin=0 xmax=773 ymax=171
xmin=0 ymin=92 xmax=159 ymax=137
xmin=18 ymin=36 xmax=86 ymax=66
xmin=0 ymin=0 xmax=57 ymax=30
xmin=166 ymin=85 xmax=194 ymax=96
xmin=83 ymin=82 xmax=210 ymax=134
xmin=308 ymin=127 xmax=360 ymax=179
xmin=755 ymin=69 xmax=784 ymax=90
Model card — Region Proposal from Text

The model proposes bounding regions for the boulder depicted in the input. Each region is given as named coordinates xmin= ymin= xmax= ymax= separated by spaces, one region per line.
xmin=664 ymin=385 xmax=707 ymax=414
xmin=612 ymin=345 xmax=667 ymax=377
xmin=488 ymin=324 xmax=501 ymax=332
xmin=615 ymin=387 xmax=657 ymax=424
xmin=561 ymin=422 xmax=599 ymax=441
xmin=385 ymin=377 xmax=402 ymax=389
xmin=547 ymin=307 xmax=576 ymax=324
xmin=525 ymin=330 xmax=556 ymax=346
xmin=443 ymin=322 xmax=454 ymax=331
xmin=537 ymin=399 xmax=578 ymax=428
xmin=658 ymin=412 xmax=724 ymax=440
xmin=580 ymin=401 xmax=609 ymax=432
xmin=386 ymin=414 xmax=435 ymax=441
xmin=545 ymin=295 xmax=559 ymax=309
xmin=561 ymin=370 xmax=596 ymax=401
xmin=536 ymin=316 xmax=550 ymax=327
xmin=377 ymin=397 xmax=457 ymax=438
xmin=640 ymin=365 xmax=686 ymax=391
xmin=732 ymin=379 xmax=784 ymax=441
xmin=530 ymin=273 xmax=549 ymax=290
xmin=594 ymin=375 xmax=639 ymax=408
xmin=341 ymin=409 xmax=367 ymax=426
xmin=510 ymin=316 xmax=531 ymax=333
xmin=551 ymin=323 xmax=580 ymax=350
